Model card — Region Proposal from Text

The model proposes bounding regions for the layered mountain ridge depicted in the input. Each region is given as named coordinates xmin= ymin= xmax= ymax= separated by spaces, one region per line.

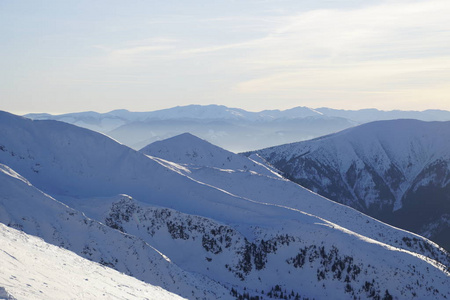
xmin=140 ymin=132 xmax=448 ymax=263
xmin=25 ymin=105 xmax=450 ymax=152
xmin=250 ymin=119 xmax=450 ymax=251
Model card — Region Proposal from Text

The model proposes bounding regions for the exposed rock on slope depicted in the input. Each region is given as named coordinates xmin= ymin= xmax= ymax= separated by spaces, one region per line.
xmin=250 ymin=119 xmax=450 ymax=251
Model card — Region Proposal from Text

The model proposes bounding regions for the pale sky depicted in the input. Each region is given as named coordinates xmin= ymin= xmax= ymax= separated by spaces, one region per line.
xmin=1 ymin=0 xmax=449 ymax=114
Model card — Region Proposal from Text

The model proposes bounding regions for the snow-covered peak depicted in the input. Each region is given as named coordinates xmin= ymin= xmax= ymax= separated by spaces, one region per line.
xmin=260 ymin=119 xmax=450 ymax=174
xmin=254 ymin=119 xmax=450 ymax=200
xmin=140 ymin=132 xmax=278 ymax=177
xmin=259 ymin=106 xmax=323 ymax=119
xmin=252 ymin=119 xmax=450 ymax=251
xmin=140 ymin=104 xmax=252 ymax=120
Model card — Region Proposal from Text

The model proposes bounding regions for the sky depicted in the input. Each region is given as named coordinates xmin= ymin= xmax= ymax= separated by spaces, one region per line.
xmin=1 ymin=0 xmax=449 ymax=114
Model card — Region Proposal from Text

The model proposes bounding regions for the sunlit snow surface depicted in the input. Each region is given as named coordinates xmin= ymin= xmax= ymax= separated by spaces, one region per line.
xmin=0 ymin=224 xmax=185 ymax=300
xmin=0 ymin=162 xmax=230 ymax=300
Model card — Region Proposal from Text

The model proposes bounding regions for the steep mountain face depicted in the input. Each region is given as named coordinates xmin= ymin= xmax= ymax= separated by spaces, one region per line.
xmin=0 ymin=223 xmax=184 ymax=300
xmin=140 ymin=133 xmax=450 ymax=266
xmin=1 ymin=111 xmax=449 ymax=299
xmin=71 ymin=194 xmax=450 ymax=300
xmin=251 ymin=119 xmax=450 ymax=251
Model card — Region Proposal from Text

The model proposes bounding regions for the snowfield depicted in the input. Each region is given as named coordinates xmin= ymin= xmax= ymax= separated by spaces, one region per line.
xmin=0 ymin=223 xmax=185 ymax=300
xmin=0 ymin=162 xmax=230 ymax=300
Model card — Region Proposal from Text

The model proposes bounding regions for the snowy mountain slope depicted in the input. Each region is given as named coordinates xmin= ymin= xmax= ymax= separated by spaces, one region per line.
xmin=67 ymin=193 xmax=450 ymax=300
xmin=1 ymin=111 xmax=450 ymax=299
xmin=0 ymin=111 xmax=316 ymax=226
xmin=2 ymin=110 xmax=448 ymax=264
xmin=0 ymin=111 xmax=206 ymax=200
xmin=251 ymin=119 xmax=450 ymax=251
xmin=0 ymin=163 xmax=230 ymax=300
xmin=140 ymin=133 xmax=279 ymax=177
xmin=140 ymin=133 xmax=450 ymax=266
xmin=0 ymin=223 xmax=185 ymax=300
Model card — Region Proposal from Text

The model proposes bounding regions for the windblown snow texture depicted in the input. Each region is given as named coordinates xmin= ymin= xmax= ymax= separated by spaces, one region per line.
xmin=0 ymin=223 xmax=185 ymax=300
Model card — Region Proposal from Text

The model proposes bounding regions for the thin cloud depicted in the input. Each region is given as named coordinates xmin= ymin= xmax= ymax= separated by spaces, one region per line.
xmin=111 ymin=45 xmax=174 ymax=56
xmin=31 ymin=0 xmax=450 ymax=112
xmin=95 ymin=0 xmax=450 ymax=109
xmin=181 ymin=41 xmax=257 ymax=55
xmin=220 ymin=0 xmax=450 ymax=108
xmin=95 ymin=39 xmax=179 ymax=65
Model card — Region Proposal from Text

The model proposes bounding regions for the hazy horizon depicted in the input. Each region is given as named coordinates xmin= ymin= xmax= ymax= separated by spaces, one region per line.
xmin=13 ymin=103 xmax=450 ymax=117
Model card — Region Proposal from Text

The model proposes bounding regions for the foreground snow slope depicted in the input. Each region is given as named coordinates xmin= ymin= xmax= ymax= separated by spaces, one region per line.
xmin=0 ymin=223 xmax=185 ymax=300
xmin=0 ymin=163 xmax=230 ymax=300
xmin=250 ymin=120 xmax=450 ymax=251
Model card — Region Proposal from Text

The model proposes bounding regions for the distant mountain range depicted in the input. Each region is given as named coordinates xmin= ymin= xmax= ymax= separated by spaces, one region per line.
xmin=24 ymin=105 xmax=450 ymax=152
xmin=250 ymin=119 xmax=450 ymax=252
xmin=1 ymin=111 xmax=449 ymax=299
